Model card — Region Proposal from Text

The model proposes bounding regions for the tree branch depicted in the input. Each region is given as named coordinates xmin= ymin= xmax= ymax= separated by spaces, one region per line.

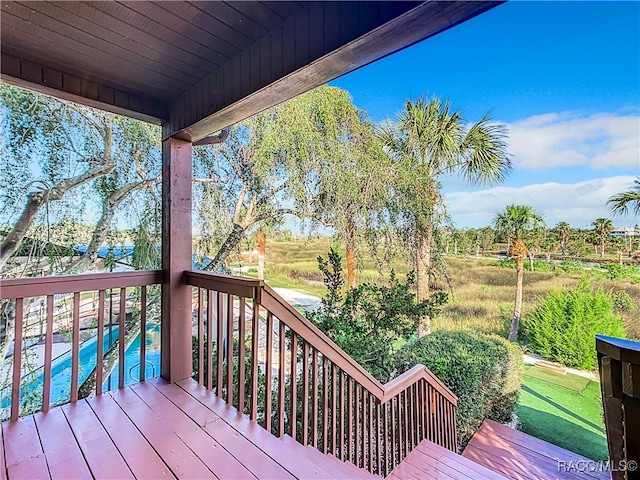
xmin=0 ymin=161 xmax=116 ymax=270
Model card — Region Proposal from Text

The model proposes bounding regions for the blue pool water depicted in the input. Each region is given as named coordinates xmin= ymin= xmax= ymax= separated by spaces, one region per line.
xmin=1 ymin=323 xmax=161 ymax=411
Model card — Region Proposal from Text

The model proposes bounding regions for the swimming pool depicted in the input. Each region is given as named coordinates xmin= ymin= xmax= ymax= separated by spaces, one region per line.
xmin=0 ymin=323 xmax=161 ymax=412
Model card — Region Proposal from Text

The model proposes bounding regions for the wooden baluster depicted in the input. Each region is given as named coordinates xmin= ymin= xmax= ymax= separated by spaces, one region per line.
xmin=238 ymin=297 xmax=246 ymax=412
xmin=355 ymin=384 xmax=361 ymax=466
xmin=383 ymin=402 xmax=390 ymax=476
xmin=322 ymin=356 xmax=329 ymax=454
xmin=217 ymin=292 xmax=224 ymax=398
xmin=376 ymin=400 xmax=382 ymax=476
xmin=347 ymin=377 xmax=355 ymax=463
xmin=42 ymin=295 xmax=54 ymax=411
xmin=197 ymin=288 xmax=204 ymax=385
xmin=95 ymin=291 xmax=105 ymax=396
xmin=250 ymin=294 xmax=260 ymax=421
xmin=139 ymin=286 xmax=147 ymax=382
xmin=410 ymin=383 xmax=418 ymax=450
xmin=447 ymin=403 xmax=457 ymax=452
xmin=311 ymin=349 xmax=319 ymax=448
xmin=419 ymin=381 xmax=425 ymax=441
xmin=404 ymin=389 xmax=410 ymax=458
xmin=390 ymin=396 xmax=397 ymax=470
xmin=265 ymin=312 xmax=273 ymax=432
xmin=301 ymin=341 xmax=310 ymax=445
xmin=10 ymin=298 xmax=24 ymax=421
xmin=437 ymin=395 xmax=443 ymax=447
xmin=290 ymin=332 xmax=298 ymax=440
xmin=339 ymin=371 xmax=345 ymax=461
xmin=226 ymin=293 xmax=234 ymax=406
xmin=72 ymin=291 xmax=81 ymax=399
xmin=117 ymin=288 xmax=125 ymax=390
xmin=368 ymin=393 xmax=374 ymax=473
xmin=429 ymin=386 xmax=436 ymax=442
xmin=331 ymin=362 xmax=337 ymax=457
xmin=278 ymin=320 xmax=286 ymax=437
xmin=206 ymin=291 xmax=214 ymax=391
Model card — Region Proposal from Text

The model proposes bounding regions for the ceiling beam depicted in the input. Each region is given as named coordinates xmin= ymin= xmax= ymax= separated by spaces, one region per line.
xmin=165 ymin=1 xmax=503 ymax=142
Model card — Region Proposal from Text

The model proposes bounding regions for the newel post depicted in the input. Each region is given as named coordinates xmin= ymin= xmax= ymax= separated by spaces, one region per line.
xmin=161 ymin=136 xmax=193 ymax=382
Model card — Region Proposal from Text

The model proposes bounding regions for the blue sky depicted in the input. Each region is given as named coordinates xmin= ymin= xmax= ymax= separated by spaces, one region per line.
xmin=330 ymin=1 xmax=640 ymax=230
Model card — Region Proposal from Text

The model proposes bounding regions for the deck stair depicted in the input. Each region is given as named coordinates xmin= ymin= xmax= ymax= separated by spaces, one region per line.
xmin=462 ymin=419 xmax=611 ymax=480
xmin=389 ymin=438 xmax=509 ymax=480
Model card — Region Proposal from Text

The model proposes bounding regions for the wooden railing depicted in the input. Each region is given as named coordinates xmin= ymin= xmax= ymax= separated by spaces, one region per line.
xmin=185 ymin=270 xmax=458 ymax=477
xmin=0 ymin=270 xmax=163 ymax=421
xmin=597 ymin=335 xmax=640 ymax=480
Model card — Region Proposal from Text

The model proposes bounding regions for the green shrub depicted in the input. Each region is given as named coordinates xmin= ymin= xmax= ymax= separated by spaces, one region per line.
xmin=521 ymin=277 xmax=626 ymax=369
xmin=495 ymin=258 xmax=516 ymax=269
xmin=307 ymin=248 xmax=447 ymax=382
xmin=602 ymin=263 xmax=640 ymax=281
xmin=394 ymin=331 xmax=522 ymax=448
xmin=525 ymin=260 xmax=554 ymax=272
xmin=555 ymin=260 xmax=584 ymax=274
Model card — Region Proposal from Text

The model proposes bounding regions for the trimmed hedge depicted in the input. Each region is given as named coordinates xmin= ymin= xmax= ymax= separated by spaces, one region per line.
xmin=395 ymin=331 xmax=522 ymax=448
xmin=521 ymin=277 xmax=625 ymax=369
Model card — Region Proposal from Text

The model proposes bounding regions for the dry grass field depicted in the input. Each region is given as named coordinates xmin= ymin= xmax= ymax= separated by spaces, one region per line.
xmin=249 ymin=238 xmax=640 ymax=340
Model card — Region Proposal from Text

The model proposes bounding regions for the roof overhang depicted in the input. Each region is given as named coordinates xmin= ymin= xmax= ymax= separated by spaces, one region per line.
xmin=1 ymin=1 xmax=503 ymax=141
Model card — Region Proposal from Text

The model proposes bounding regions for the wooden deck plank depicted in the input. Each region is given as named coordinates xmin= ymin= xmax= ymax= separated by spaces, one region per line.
xmin=462 ymin=439 xmax=542 ymax=480
xmin=165 ymin=378 xmax=378 ymax=479
xmin=414 ymin=441 xmax=508 ymax=480
xmin=108 ymin=388 xmax=216 ymax=479
xmin=130 ymin=381 xmax=257 ymax=480
xmin=61 ymin=401 xmax=134 ymax=480
xmin=33 ymin=408 xmax=92 ymax=480
xmin=2 ymin=417 xmax=50 ymax=480
xmin=393 ymin=454 xmax=453 ymax=479
xmin=152 ymin=378 xmax=299 ymax=479
xmin=462 ymin=420 xmax=610 ymax=480
xmin=406 ymin=446 xmax=486 ymax=480
xmin=86 ymin=393 xmax=174 ymax=479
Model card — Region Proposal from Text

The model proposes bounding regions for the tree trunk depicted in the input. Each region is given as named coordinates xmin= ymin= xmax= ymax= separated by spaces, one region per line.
xmin=77 ymin=312 xmax=142 ymax=399
xmin=204 ymin=223 xmax=246 ymax=271
xmin=345 ymin=218 xmax=356 ymax=289
xmin=256 ymin=229 xmax=266 ymax=280
xmin=509 ymin=257 xmax=524 ymax=342
xmin=416 ymin=223 xmax=432 ymax=337
xmin=601 ymin=241 xmax=605 ymax=257
xmin=529 ymin=253 xmax=535 ymax=272
xmin=561 ymin=240 xmax=566 ymax=256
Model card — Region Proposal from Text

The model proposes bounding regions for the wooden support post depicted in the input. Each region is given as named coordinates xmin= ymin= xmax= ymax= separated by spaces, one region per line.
xmin=161 ymin=136 xmax=193 ymax=382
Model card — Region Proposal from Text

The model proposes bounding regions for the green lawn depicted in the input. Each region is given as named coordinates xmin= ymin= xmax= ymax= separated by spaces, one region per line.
xmin=524 ymin=365 xmax=591 ymax=393
xmin=518 ymin=374 xmax=608 ymax=461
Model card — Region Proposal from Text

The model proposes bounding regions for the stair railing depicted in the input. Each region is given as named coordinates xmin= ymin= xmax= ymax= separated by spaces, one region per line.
xmin=186 ymin=271 xmax=458 ymax=477
xmin=597 ymin=335 xmax=640 ymax=480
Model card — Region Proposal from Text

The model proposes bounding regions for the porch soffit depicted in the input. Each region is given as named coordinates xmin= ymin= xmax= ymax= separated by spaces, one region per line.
xmin=0 ymin=1 xmax=503 ymax=141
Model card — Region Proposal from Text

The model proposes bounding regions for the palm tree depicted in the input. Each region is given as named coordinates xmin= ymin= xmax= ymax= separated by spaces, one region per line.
xmin=592 ymin=218 xmax=614 ymax=257
xmin=494 ymin=205 xmax=544 ymax=342
xmin=381 ymin=96 xmax=511 ymax=335
xmin=554 ymin=222 xmax=571 ymax=256
xmin=607 ymin=177 xmax=640 ymax=217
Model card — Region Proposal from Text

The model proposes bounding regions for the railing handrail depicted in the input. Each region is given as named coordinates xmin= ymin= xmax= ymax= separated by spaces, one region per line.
xmin=0 ymin=270 xmax=163 ymax=299
xmin=596 ymin=334 xmax=640 ymax=364
xmin=184 ymin=270 xmax=458 ymax=406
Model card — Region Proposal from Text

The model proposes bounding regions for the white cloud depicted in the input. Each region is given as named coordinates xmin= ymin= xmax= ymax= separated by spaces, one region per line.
xmin=506 ymin=111 xmax=640 ymax=170
xmin=446 ymin=176 xmax=638 ymax=228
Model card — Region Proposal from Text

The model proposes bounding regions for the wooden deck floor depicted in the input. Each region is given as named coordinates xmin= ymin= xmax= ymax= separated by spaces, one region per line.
xmin=462 ymin=419 xmax=611 ymax=480
xmin=1 ymin=378 xmax=375 ymax=480
xmin=388 ymin=438 xmax=509 ymax=480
